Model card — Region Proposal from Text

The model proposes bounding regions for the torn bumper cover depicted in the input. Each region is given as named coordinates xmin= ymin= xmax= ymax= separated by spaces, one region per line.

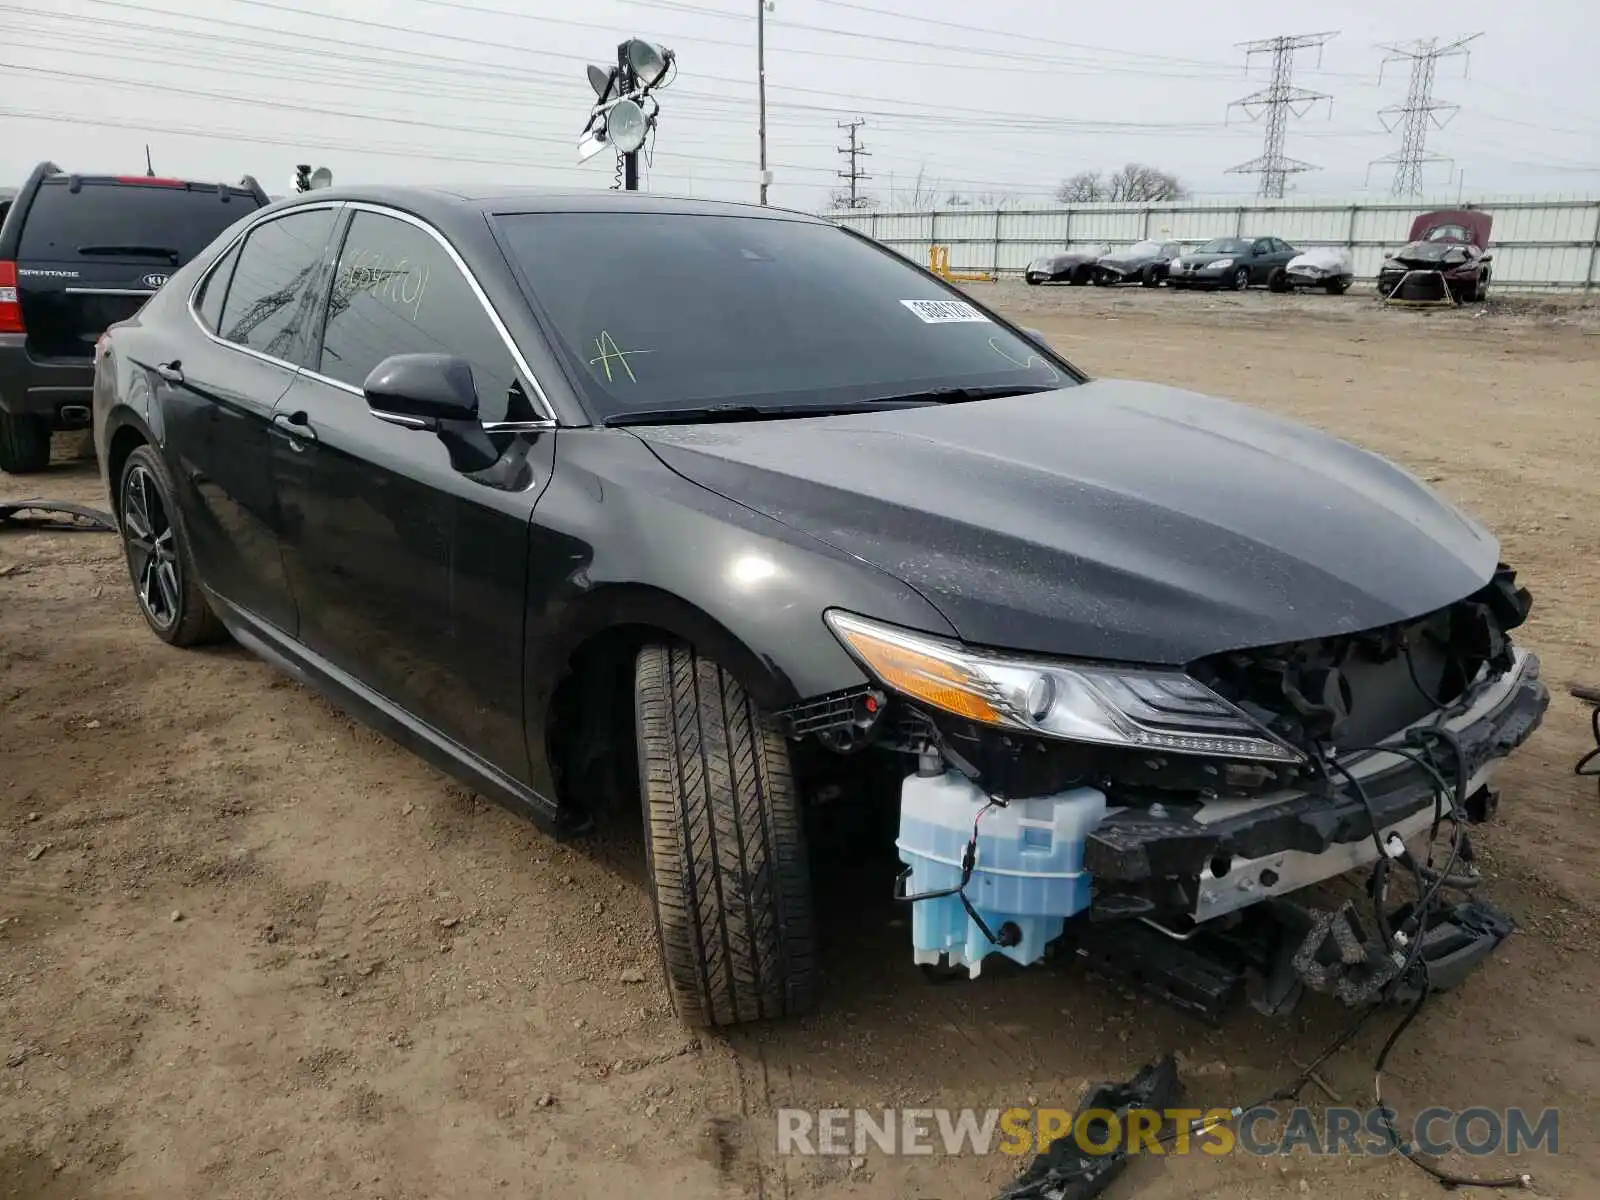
xmin=1084 ymin=647 xmax=1548 ymax=925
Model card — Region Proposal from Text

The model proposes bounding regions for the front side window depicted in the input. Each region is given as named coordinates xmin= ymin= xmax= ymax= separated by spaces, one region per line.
xmin=218 ymin=208 xmax=337 ymax=359
xmin=495 ymin=212 xmax=1073 ymax=421
xmin=317 ymin=211 xmax=521 ymax=422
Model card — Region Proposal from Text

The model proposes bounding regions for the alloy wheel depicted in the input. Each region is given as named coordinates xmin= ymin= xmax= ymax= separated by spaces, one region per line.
xmin=121 ymin=464 xmax=181 ymax=630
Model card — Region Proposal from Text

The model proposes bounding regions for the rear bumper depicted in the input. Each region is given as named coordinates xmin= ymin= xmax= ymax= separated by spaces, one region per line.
xmin=0 ymin=334 xmax=95 ymax=425
xmin=1085 ymin=648 xmax=1549 ymax=923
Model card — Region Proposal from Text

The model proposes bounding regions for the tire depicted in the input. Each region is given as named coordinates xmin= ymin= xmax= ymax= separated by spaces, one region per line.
xmin=1231 ymin=266 xmax=1251 ymax=291
xmin=0 ymin=412 xmax=52 ymax=474
xmin=118 ymin=444 xmax=227 ymax=646
xmin=1325 ymin=277 xmax=1351 ymax=295
xmin=634 ymin=643 xmax=816 ymax=1027
xmin=1071 ymin=266 xmax=1091 ymax=286
xmin=1025 ymin=274 xmax=1040 ymax=286
xmin=1091 ymin=272 xmax=1110 ymax=286
xmin=1268 ymin=269 xmax=1289 ymax=293
xmin=1141 ymin=266 xmax=1160 ymax=288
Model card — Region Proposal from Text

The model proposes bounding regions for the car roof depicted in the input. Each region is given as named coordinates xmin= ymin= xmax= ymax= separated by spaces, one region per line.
xmin=264 ymin=184 xmax=827 ymax=229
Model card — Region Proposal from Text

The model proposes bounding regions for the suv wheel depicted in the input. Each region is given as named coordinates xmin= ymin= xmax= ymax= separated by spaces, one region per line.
xmin=118 ymin=445 xmax=226 ymax=646
xmin=634 ymin=643 xmax=816 ymax=1027
xmin=0 ymin=413 xmax=51 ymax=474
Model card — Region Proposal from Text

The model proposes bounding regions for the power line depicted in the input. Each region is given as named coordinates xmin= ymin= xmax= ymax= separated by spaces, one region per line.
xmin=1225 ymin=31 xmax=1338 ymax=198
xmin=1369 ymin=35 xmax=1483 ymax=196
xmin=835 ymin=117 xmax=871 ymax=207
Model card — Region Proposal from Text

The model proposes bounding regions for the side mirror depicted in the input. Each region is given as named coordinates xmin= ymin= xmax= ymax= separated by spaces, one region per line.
xmin=1023 ymin=327 xmax=1050 ymax=346
xmin=1479 ymin=253 xmax=1493 ymax=263
xmin=363 ymin=353 xmax=498 ymax=474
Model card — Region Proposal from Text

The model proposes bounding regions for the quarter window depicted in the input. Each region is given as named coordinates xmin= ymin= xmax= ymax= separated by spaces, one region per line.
xmin=194 ymin=242 xmax=240 ymax=334
xmin=217 ymin=209 xmax=337 ymax=359
xmin=317 ymin=211 xmax=522 ymax=422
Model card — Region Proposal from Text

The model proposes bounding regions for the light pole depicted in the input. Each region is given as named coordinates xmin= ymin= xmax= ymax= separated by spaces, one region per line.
xmin=758 ymin=0 xmax=769 ymax=204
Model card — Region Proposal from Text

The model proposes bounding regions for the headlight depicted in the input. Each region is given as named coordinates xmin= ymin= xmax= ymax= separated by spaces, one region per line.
xmin=824 ymin=611 xmax=1302 ymax=763
xmin=1210 ymin=258 xmax=1234 ymax=270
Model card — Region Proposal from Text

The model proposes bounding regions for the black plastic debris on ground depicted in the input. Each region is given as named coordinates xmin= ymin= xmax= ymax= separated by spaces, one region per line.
xmin=0 ymin=499 xmax=117 ymax=533
xmin=998 ymin=1054 xmax=1182 ymax=1200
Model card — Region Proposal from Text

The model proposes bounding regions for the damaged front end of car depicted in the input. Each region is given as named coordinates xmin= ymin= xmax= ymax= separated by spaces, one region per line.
xmin=781 ymin=564 xmax=1548 ymax=1020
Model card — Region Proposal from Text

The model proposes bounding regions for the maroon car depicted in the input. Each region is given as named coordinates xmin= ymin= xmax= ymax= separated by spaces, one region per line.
xmin=1377 ymin=209 xmax=1494 ymax=302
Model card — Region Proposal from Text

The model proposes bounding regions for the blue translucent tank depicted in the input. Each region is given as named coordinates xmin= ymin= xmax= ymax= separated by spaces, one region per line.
xmin=895 ymin=771 xmax=1107 ymax=977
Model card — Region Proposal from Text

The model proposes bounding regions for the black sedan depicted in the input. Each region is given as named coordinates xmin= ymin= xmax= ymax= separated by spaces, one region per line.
xmin=1168 ymin=236 xmax=1298 ymax=290
xmin=94 ymin=186 xmax=1546 ymax=1028
xmin=1093 ymin=239 xmax=1183 ymax=287
xmin=1023 ymin=247 xmax=1107 ymax=285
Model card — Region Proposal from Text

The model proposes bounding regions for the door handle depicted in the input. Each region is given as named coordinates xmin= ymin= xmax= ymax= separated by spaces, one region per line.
xmin=272 ymin=410 xmax=318 ymax=445
xmin=155 ymin=361 xmax=184 ymax=384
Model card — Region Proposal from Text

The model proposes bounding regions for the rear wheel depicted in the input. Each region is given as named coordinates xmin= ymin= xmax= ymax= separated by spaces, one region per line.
xmin=1325 ymin=277 xmax=1352 ymax=295
xmin=0 ymin=413 xmax=52 ymax=474
xmin=1071 ymin=265 xmax=1092 ymax=286
xmin=635 ymin=643 xmax=816 ymax=1027
xmin=118 ymin=445 xmax=227 ymax=646
xmin=1231 ymin=266 xmax=1251 ymax=291
xmin=1141 ymin=265 xmax=1160 ymax=287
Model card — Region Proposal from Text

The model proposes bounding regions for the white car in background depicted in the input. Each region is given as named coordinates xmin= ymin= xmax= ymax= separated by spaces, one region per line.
xmin=1283 ymin=246 xmax=1355 ymax=294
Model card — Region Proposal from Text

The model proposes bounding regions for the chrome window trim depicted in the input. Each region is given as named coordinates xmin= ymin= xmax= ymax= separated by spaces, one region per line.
xmin=338 ymin=201 xmax=558 ymax=423
xmin=185 ymin=199 xmax=345 ymax=374
xmin=67 ymin=287 xmax=157 ymax=296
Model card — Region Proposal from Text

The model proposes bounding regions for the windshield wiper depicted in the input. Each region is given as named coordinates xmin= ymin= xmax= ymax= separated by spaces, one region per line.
xmin=861 ymin=384 xmax=1057 ymax=405
xmin=605 ymin=403 xmax=878 ymax=427
xmin=77 ymin=244 xmax=181 ymax=262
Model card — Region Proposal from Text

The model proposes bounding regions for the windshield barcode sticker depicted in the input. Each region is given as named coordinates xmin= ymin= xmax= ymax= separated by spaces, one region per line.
xmin=900 ymin=299 xmax=991 ymax=324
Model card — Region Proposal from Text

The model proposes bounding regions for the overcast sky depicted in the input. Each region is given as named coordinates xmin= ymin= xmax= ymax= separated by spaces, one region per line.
xmin=3 ymin=0 xmax=1597 ymax=209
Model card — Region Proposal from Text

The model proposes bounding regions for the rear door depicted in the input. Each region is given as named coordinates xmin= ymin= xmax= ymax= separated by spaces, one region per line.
xmin=14 ymin=179 xmax=263 ymax=362
xmin=154 ymin=204 xmax=340 ymax=635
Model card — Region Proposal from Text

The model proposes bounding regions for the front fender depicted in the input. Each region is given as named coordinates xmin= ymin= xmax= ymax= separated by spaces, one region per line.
xmin=522 ymin=429 xmax=956 ymax=795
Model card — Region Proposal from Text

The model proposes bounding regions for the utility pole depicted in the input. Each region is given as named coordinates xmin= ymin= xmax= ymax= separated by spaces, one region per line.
xmin=836 ymin=118 xmax=871 ymax=208
xmin=1225 ymin=31 xmax=1338 ymax=199
xmin=757 ymin=0 xmax=770 ymax=204
xmin=1370 ymin=35 xmax=1482 ymax=197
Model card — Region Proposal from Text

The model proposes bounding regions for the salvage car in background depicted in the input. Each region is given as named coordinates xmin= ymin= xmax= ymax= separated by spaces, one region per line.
xmin=1093 ymin=240 xmax=1183 ymax=287
xmin=95 ymin=186 xmax=1547 ymax=1029
xmin=1377 ymin=209 xmax=1493 ymax=303
xmin=1282 ymin=246 xmax=1355 ymax=294
xmin=1024 ymin=246 xmax=1109 ymax=285
xmin=1168 ymin=236 xmax=1298 ymax=291
xmin=0 ymin=161 xmax=269 ymax=473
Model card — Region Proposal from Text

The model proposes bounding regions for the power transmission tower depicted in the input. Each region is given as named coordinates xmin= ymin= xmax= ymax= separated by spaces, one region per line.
xmin=1226 ymin=32 xmax=1338 ymax=199
xmin=836 ymin=118 xmax=872 ymax=207
xmin=1369 ymin=35 xmax=1483 ymax=196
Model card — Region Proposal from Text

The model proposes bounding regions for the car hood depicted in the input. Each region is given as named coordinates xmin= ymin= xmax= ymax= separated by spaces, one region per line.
xmin=633 ymin=380 xmax=1501 ymax=665
xmin=1176 ymin=252 xmax=1238 ymax=267
xmin=1387 ymin=242 xmax=1479 ymax=268
xmin=1408 ymin=208 xmax=1492 ymax=246
xmin=1033 ymin=254 xmax=1094 ymax=268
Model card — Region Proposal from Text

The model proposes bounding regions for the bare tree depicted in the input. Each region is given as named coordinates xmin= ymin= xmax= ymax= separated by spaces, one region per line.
xmin=1055 ymin=164 xmax=1188 ymax=203
xmin=1055 ymin=171 xmax=1104 ymax=202
xmin=888 ymin=165 xmax=941 ymax=209
xmin=1104 ymin=163 xmax=1189 ymax=202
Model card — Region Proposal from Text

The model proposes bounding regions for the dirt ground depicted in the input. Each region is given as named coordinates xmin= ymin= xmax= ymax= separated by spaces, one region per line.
xmin=3 ymin=285 xmax=1598 ymax=1200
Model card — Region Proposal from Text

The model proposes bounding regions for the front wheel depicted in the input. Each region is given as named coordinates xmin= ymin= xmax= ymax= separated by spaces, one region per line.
xmin=1268 ymin=269 xmax=1290 ymax=293
xmin=1141 ymin=266 xmax=1160 ymax=287
xmin=1231 ymin=266 xmax=1251 ymax=291
xmin=1025 ymin=273 xmax=1041 ymax=286
xmin=1325 ymin=277 xmax=1352 ymax=295
xmin=118 ymin=444 xmax=226 ymax=646
xmin=0 ymin=412 xmax=52 ymax=474
xmin=635 ymin=643 xmax=816 ymax=1027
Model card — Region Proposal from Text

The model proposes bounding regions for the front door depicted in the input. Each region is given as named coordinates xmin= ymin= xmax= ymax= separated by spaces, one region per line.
xmin=155 ymin=205 xmax=338 ymax=634
xmin=271 ymin=207 xmax=553 ymax=783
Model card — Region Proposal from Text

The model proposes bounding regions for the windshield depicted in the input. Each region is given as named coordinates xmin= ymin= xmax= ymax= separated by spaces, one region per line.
xmin=1126 ymin=240 xmax=1162 ymax=256
xmin=497 ymin=213 xmax=1072 ymax=420
xmin=1195 ymin=238 xmax=1249 ymax=255
xmin=1395 ymin=241 xmax=1471 ymax=263
xmin=1424 ymin=224 xmax=1475 ymax=243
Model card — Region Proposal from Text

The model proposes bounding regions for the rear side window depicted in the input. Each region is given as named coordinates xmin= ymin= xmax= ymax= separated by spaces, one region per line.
xmin=16 ymin=181 xmax=265 ymax=264
xmin=195 ymin=243 xmax=241 ymax=334
xmin=316 ymin=210 xmax=521 ymax=421
xmin=218 ymin=209 xmax=337 ymax=359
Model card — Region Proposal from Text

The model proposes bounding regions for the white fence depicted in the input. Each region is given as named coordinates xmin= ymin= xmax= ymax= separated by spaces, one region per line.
xmin=829 ymin=194 xmax=1600 ymax=292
